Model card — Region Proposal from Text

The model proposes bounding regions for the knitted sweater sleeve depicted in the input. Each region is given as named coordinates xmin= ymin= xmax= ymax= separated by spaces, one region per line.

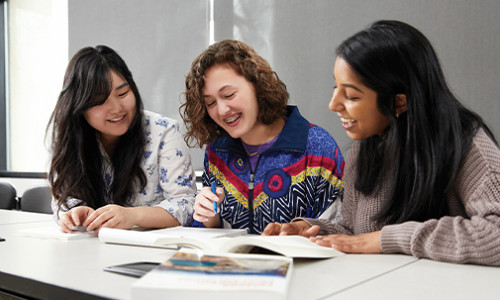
xmin=381 ymin=129 xmax=500 ymax=266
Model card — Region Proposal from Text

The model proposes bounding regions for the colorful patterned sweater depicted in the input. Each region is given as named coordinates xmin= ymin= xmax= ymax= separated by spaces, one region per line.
xmin=195 ymin=106 xmax=344 ymax=234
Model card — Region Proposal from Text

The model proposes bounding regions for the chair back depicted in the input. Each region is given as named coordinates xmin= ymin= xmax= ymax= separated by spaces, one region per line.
xmin=20 ymin=186 xmax=53 ymax=214
xmin=0 ymin=182 xmax=17 ymax=209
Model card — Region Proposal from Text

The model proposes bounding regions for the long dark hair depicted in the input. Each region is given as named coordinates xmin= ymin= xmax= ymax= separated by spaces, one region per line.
xmin=47 ymin=45 xmax=146 ymax=211
xmin=181 ymin=39 xmax=289 ymax=148
xmin=337 ymin=20 xmax=497 ymax=224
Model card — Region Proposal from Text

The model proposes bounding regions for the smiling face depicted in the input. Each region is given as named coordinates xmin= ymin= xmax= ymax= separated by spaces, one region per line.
xmin=202 ymin=64 xmax=268 ymax=144
xmin=83 ymin=70 xmax=137 ymax=151
xmin=329 ymin=57 xmax=390 ymax=140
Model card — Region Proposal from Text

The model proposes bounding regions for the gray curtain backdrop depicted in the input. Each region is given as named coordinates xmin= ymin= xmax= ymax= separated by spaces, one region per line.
xmin=69 ymin=0 xmax=500 ymax=171
xmin=69 ymin=0 xmax=208 ymax=169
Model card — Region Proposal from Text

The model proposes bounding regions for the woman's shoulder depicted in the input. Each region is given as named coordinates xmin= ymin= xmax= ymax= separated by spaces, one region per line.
xmin=143 ymin=110 xmax=180 ymax=131
xmin=467 ymin=128 xmax=500 ymax=169
xmin=307 ymin=123 xmax=337 ymax=143
xmin=472 ymin=127 xmax=498 ymax=145
xmin=308 ymin=124 xmax=344 ymax=150
xmin=304 ymin=125 xmax=345 ymax=161
xmin=142 ymin=111 xmax=187 ymax=155
xmin=206 ymin=135 xmax=232 ymax=152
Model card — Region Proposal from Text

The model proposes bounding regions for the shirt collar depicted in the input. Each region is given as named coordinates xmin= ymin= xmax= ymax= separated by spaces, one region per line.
xmin=212 ymin=105 xmax=310 ymax=154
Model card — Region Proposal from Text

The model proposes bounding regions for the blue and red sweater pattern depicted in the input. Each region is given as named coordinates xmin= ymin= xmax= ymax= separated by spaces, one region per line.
xmin=194 ymin=106 xmax=344 ymax=234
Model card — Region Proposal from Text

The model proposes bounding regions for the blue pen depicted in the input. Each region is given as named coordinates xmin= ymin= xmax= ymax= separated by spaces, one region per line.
xmin=211 ymin=181 xmax=217 ymax=213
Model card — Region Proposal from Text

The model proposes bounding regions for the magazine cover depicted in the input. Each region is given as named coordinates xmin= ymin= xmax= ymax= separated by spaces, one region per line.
xmin=132 ymin=250 xmax=293 ymax=300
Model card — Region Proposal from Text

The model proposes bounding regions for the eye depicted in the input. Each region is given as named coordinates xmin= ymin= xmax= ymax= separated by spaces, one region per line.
xmin=118 ymin=90 xmax=129 ymax=97
xmin=206 ymin=101 xmax=216 ymax=107
xmin=345 ymin=95 xmax=359 ymax=101
xmin=224 ymin=92 xmax=236 ymax=99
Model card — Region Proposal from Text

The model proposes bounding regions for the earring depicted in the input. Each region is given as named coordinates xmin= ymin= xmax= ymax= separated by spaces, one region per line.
xmin=396 ymin=111 xmax=399 ymax=118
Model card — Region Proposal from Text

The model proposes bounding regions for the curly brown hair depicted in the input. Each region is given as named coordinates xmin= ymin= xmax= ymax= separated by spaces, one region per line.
xmin=180 ymin=40 xmax=289 ymax=148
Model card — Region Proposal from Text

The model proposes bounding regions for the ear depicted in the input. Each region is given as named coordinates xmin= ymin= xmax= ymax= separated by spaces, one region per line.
xmin=395 ymin=94 xmax=407 ymax=117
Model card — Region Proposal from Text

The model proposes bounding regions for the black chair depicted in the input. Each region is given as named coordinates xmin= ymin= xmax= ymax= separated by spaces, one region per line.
xmin=20 ymin=186 xmax=53 ymax=214
xmin=0 ymin=181 xmax=17 ymax=210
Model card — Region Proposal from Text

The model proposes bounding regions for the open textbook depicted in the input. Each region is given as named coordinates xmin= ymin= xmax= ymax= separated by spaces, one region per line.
xmin=98 ymin=226 xmax=248 ymax=247
xmin=132 ymin=250 xmax=293 ymax=300
xmin=99 ymin=227 xmax=344 ymax=258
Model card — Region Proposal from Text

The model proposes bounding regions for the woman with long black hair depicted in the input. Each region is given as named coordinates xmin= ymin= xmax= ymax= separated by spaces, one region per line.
xmin=264 ymin=20 xmax=500 ymax=266
xmin=48 ymin=45 xmax=196 ymax=233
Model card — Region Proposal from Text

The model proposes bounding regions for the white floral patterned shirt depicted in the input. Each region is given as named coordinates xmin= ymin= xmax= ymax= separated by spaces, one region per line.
xmin=52 ymin=110 xmax=196 ymax=226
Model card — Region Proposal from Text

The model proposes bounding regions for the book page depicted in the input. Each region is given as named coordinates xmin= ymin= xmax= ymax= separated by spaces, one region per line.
xmin=18 ymin=226 xmax=96 ymax=241
xmin=98 ymin=226 xmax=248 ymax=249
xmin=219 ymin=235 xmax=344 ymax=258
xmin=98 ymin=228 xmax=163 ymax=246
xmin=151 ymin=226 xmax=248 ymax=238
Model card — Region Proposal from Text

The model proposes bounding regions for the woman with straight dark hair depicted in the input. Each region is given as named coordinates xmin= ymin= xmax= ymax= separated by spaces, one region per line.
xmin=181 ymin=40 xmax=344 ymax=234
xmin=48 ymin=45 xmax=196 ymax=233
xmin=263 ymin=20 xmax=500 ymax=266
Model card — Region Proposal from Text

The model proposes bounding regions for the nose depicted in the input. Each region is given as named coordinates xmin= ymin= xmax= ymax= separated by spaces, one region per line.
xmin=105 ymin=96 xmax=123 ymax=112
xmin=217 ymin=99 xmax=230 ymax=115
xmin=329 ymin=89 xmax=343 ymax=112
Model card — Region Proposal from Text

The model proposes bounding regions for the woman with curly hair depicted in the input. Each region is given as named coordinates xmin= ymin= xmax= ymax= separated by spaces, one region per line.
xmin=181 ymin=40 xmax=344 ymax=234
xmin=263 ymin=21 xmax=500 ymax=266
xmin=48 ymin=45 xmax=196 ymax=233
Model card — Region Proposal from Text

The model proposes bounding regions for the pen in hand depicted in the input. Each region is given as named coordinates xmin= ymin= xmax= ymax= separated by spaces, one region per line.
xmin=211 ymin=181 xmax=217 ymax=214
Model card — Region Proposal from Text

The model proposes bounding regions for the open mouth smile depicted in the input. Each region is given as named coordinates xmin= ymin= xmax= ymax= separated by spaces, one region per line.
xmin=340 ymin=117 xmax=357 ymax=130
xmin=224 ymin=113 xmax=241 ymax=124
xmin=108 ymin=115 xmax=125 ymax=122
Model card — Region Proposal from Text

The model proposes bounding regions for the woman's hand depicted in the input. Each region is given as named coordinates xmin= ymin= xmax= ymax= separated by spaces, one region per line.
xmin=193 ymin=186 xmax=225 ymax=227
xmin=310 ymin=231 xmax=382 ymax=254
xmin=262 ymin=221 xmax=320 ymax=238
xmin=58 ymin=206 xmax=95 ymax=233
xmin=82 ymin=204 xmax=136 ymax=234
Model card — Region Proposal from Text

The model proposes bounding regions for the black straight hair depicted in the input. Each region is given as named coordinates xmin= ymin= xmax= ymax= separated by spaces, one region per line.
xmin=337 ymin=20 xmax=497 ymax=224
xmin=47 ymin=45 xmax=146 ymax=211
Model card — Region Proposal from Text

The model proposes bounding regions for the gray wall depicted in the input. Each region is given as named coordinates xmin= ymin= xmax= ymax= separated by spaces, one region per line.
xmin=68 ymin=0 xmax=208 ymax=169
xmin=69 ymin=0 xmax=500 ymax=170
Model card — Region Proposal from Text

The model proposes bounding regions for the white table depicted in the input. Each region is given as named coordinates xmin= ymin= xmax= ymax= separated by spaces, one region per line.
xmin=0 ymin=209 xmax=52 ymax=225
xmin=330 ymin=258 xmax=500 ymax=299
xmin=290 ymin=254 xmax=417 ymax=299
xmin=0 ymin=220 xmax=171 ymax=299
xmin=1 ymin=210 xmax=498 ymax=299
